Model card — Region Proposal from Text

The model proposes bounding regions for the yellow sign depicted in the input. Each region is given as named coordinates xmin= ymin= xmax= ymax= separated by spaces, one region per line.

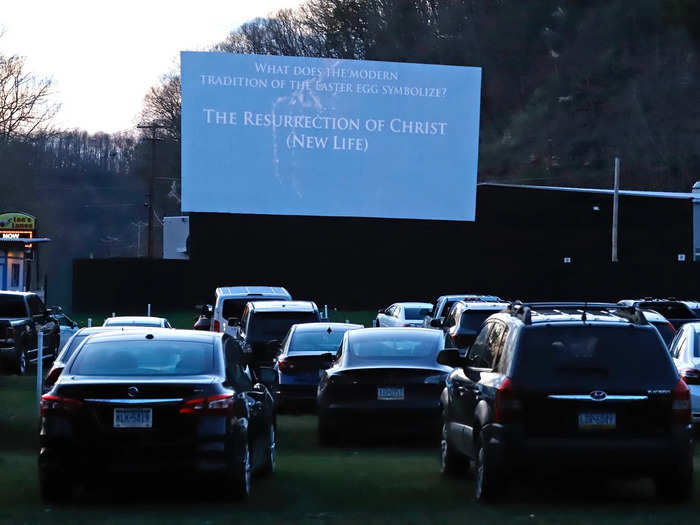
xmin=0 ymin=213 xmax=35 ymax=231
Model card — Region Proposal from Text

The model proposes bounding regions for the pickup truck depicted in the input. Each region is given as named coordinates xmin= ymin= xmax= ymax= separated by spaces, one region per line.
xmin=0 ymin=291 xmax=59 ymax=375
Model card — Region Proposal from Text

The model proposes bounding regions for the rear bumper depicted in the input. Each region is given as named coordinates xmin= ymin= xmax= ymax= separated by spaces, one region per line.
xmin=319 ymin=399 xmax=441 ymax=433
xmin=482 ymin=424 xmax=695 ymax=476
xmin=277 ymin=384 xmax=318 ymax=406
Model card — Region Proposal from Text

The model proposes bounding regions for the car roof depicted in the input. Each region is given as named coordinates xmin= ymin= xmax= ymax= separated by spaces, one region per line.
xmin=249 ymin=300 xmax=317 ymax=312
xmin=638 ymin=309 xmax=670 ymax=323
xmin=75 ymin=326 xmax=146 ymax=335
xmin=458 ymin=301 xmax=510 ymax=310
xmin=392 ymin=302 xmax=433 ymax=308
xmin=81 ymin=327 xmax=220 ymax=344
xmin=348 ymin=327 xmax=441 ymax=338
xmin=216 ymin=286 xmax=290 ymax=298
xmin=292 ymin=322 xmax=363 ymax=332
xmin=493 ymin=304 xmax=653 ymax=327
xmin=105 ymin=316 xmax=167 ymax=323
xmin=680 ymin=321 xmax=700 ymax=333
xmin=439 ymin=294 xmax=501 ymax=302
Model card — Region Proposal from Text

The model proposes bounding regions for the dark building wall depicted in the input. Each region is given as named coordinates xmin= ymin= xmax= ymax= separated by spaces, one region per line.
xmin=73 ymin=185 xmax=696 ymax=311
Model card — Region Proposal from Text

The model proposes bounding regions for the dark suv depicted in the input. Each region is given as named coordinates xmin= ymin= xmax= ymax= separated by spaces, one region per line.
xmin=440 ymin=303 xmax=694 ymax=501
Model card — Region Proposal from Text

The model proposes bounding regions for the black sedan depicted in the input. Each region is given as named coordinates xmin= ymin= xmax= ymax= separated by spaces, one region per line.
xmin=317 ymin=328 xmax=458 ymax=444
xmin=39 ymin=329 xmax=276 ymax=501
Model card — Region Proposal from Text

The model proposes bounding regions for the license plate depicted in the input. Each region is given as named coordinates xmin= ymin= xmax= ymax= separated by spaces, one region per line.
xmin=377 ymin=387 xmax=404 ymax=401
xmin=578 ymin=412 xmax=615 ymax=430
xmin=114 ymin=408 xmax=152 ymax=428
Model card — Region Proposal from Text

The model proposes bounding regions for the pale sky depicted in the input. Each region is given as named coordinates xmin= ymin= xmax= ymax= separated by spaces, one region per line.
xmin=1 ymin=0 xmax=304 ymax=134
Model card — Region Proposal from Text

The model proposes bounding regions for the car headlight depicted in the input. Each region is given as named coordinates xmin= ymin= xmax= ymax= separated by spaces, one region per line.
xmin=424 ymin=373 xmax=447 ymax=385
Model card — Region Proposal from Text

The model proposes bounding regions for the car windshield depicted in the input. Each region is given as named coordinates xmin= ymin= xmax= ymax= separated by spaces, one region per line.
xmin=459 ymin=310 xmax=499 ymax=332
xmin=289 ymin=328 xmax=352 ymax=353
xmin=513 ymin=325 xmax=676 ymax=390
xmin=347 ymin=331 xmax=439 ymax=365
xmin=104 ymin=319 xmax=162 ymax=327
xmin=70 ymin=340 xmax=215 ymax=376
xmin=0 ymin=296 xmax=26 ymax=318
xmin=248 ymin=311 xmax=318 ymax=342
xmin=404 ymin=307 xmax=432 ymax=320
xmin=223 ymin=297 xmax=278 ymax=319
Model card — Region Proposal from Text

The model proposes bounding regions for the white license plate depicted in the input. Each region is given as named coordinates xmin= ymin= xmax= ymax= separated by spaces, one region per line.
xmin=578 ymin=412 xmax=616 ymax=430
xmin=377 ymin=387 xmax=404 ymax=401
xmin=114 ymin=408 xmax=152 ymax=428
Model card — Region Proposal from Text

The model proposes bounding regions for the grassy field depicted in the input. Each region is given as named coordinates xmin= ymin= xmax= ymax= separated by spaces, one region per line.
xmin=1 ymin=377 xmax=699 ymax=524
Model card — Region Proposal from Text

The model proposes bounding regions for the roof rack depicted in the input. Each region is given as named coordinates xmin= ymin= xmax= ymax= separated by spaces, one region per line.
xmin=506 ymin=301 xmax=532 ymax=325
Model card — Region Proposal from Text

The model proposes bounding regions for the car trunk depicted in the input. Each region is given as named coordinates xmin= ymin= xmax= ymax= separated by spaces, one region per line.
xmin=281 ymin=352 xmax=335 ymax=380
xmin=328 ymin=367 xmax=445 ymax=404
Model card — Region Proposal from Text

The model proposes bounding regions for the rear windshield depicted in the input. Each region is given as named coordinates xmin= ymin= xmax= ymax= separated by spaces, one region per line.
xmin=638 ymin=302 xmax=695 ymax=320
xmin=459 ymin=310 xmax=499 ymax=332
xmin=223 ymin=297 xmax=278 ymax=320
xmin=0 ymin=296 xmax=26 ymax=318
xmin=70 ymin=340 xmax=215 ymax=376
xmin=404 ymin=307 xmax=432 ymax=320
xmin=104 ymin=319 xmax=162 ymax=327
xmin=512 ymin=325 xmax=676 ymax=390
xmin=57 ymin=333 xmax=89 ymax=362
xmin=650 ymin=321 xmax=675 ymax=347
xmin=347 ymin=331 xmax=440 ymax=365
xmin=248 ymin=311 xmax=318 ymax=342
xmin=290 ymin=328 xmax=353 ymax=353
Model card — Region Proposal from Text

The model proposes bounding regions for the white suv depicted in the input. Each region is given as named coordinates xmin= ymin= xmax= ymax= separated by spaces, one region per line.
xmin=211 ymin=286 xmax=291 ymax=337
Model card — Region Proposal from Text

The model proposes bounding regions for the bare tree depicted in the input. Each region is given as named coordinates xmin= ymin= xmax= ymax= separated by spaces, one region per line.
xmin=140 ymin=72 xmax=181 ymax=142
xmin=0 ymin=52 xmax=59 ymax=141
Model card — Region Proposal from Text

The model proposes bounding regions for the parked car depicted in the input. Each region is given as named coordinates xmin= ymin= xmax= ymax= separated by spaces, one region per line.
xmin=211 ymin=286 xmax=292 ymax=337
xmin=275 ymin=322 xmax=363 ymax=411
xmin=317 ymin=327 xmax=459 ymax=444
xmin=0 ymin=291 xmax=59 ymax=375
xmin=668 ymin=322 xmax=700 ymax=429
xmin=617 ymin=299 xmax=698 ymax=330
xmin=423 ymin=294 xmax=502 ymax=328
xmin=103 ymin=316 xmax=172 ymax=328
xmin=440 ymin=303 xmax=693 ymax=501
xmin=49 ymin=307 xmax=80 ymax=351
xmin=238 ymin=300 xmax=321 ymax=367
xmin=680 ymin=300 xmax=700 ymax=317
xmin=44 ymin=326 xmax=142 ymax=389
xmin=374 ymin=302 xmax=433 ymax=327
xmin=434 ymin=300 xmax=509 ymax=351
xmin=613 ymin=307 xmax=676 ymax=347
xmin=39 ymin=328 xmax=277 ymax=501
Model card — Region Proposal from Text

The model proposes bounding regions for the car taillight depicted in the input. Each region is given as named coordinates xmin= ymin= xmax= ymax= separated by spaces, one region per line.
xmin=680 ymin=368 xmax=700 ymax=386
xmin=213 ymin=320 xmax=221 ymax=332
xmin=277 ymin=358 xmax=295 ymax=374
xmin=44 ymin=366 xmax=64 ymax=388
xmin=40 ymin=394 xmax=84 ymax=416
xmin=493 ymin=378 xmax=523 ymax=423
xmin=671 ymin=379 xmax=691 ymax=424
xmin=180 ymin=393 xmax=234 ymax=415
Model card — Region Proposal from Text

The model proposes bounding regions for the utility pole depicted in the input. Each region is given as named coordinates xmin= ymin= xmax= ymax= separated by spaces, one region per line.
xmin=611 ymin=157 xmax=620 ymax=262
xmin=137 ymin=123 xmax=165 ymax=258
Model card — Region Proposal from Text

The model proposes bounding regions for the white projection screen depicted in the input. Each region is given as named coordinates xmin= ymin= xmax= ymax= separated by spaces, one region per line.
xmin=181 ymin=52 xmax=481 ymax=221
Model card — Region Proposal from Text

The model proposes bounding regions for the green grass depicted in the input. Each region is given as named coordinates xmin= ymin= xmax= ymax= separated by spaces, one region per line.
xmin=2 ymin=378 xmax=699 ymax=523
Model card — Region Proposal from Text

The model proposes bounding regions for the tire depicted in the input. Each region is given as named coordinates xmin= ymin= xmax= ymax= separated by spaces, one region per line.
xmin=39 ymin=470 xmax=71 ymax=503
xmin=440 ymin=423 xmax=469 ymax=476
xmin=15 ymin=347 xmax=28 ymax=376
xmin=655 ymin=463 xmax=693 ymax=501
xmin=229 ymin=440 xmax=251 ymax=501
xmin=318 ymin=416 xmax=337 ymax=446
xmin=474 ymin=438 xmax=504 ymax=502
xmin=259 ymin=423 xmax=276 ymax=476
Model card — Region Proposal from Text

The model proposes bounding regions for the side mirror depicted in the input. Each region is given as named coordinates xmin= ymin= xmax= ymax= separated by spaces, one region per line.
xmin=430 ymin=318 xmax=443 ymax=328
xmin=437 ymin=348 xmax=462 ymax=368
xmin=227 ymin=317 xmax=240 ymax=326
xmin=258 ymin=366 xmax=278 ymax=385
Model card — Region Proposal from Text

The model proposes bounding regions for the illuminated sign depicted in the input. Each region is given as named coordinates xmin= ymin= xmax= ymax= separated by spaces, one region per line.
xmin=0 ymin=230 xmax=33 ymax=248
xmin=0 ymin=213 xmax=35 ymax=231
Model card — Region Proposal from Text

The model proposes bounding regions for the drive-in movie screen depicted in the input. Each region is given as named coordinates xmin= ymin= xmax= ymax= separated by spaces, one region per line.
xmin=1 ymin=1 xmax=700 ymax=524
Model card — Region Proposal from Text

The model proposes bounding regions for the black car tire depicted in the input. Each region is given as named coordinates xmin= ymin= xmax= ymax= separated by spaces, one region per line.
xmin=39 ymin=471 xmax=71 ymax=503
xmin=440 ymin=423 xmax=469 ymax=476
xmin=318 ymin=416 xmax=337 ymax=446
xmin=228 ymin=437 xmax=251 ymax=501
xmin=475 ymin=438 xmax=504 ymax=502
xmin=15 ymin=347 xmax=28 ymax=376
xmin=654 ymin=463 xmax=693 ymax=501
xmin=259 ymin=423 xmax=276 ymax=476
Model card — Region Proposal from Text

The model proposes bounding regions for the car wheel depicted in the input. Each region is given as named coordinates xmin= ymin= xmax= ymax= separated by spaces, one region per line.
xmin=260 ymin=423 xmax=276 ymax=476
xmin=318 ymin=416 xmax=336 ymax=446
xmin=475 ymin=438 xmax=503 ymax=502
xmin=15 ymin=348 xmax=28 ymax=376
xmin=440 ymin=423 xmax=469 ymax=476
xmin=229 ymin=440 xmax=251 ymax=500
xmin=655 ymin=463 xmax=693 ymax=501
xmin=39 ymin=470 xmax=71 ymax=502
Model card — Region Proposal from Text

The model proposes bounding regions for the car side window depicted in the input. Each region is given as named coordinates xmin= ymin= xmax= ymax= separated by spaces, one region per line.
xmin=674 ymin=333 xmax=688 ymax=359
xmin=396 ymin=306 xmax=403 ymax=319
xmin=468 ymin=323 xmax=493 ymax=368
xmin=28 ymin=296 xmax=44 ymax=317
xmin=492 ymin=324 xmax=510 ymax=373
